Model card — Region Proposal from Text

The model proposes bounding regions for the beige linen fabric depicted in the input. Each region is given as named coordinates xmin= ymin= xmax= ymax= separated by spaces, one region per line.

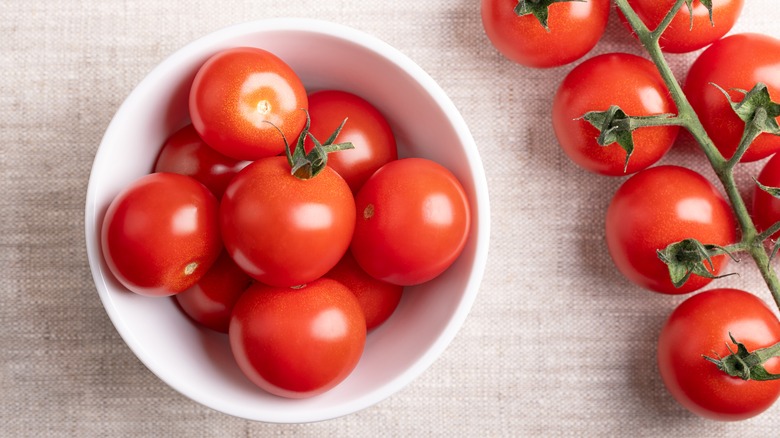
xmin=4 ymin=0 xmax=780 ymax=435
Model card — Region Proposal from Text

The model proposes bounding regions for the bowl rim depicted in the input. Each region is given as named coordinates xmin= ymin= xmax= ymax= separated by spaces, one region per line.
xmin=84 ymin=16 xmax=491 ymax=423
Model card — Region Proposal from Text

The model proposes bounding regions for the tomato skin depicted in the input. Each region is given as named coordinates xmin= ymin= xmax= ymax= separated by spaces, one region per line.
xmin=189 ymin=47 xmax=308 ymax=161
xmin=553 ymin=53 xmax=679 ymax=176
xmin=219 ymin=156 xmax=355 ymax=288
xmin=229 ymin=278 xmax=366 ymax=399
xmin=305 ymin=90 xmax=398 ymax=193
xmin=481 ymin=0 xmax=610 ymax=68
xmin=605 ymin=165 xmax=737 ymax=294
xmin=658 ymin=288 xmax=780 ymax=421
xmin=174 ymin=250 xmax=253 ymax=333
xmin=153 ymin=124 xmax=249 ymax=198
xmin=620 ymin=0 xmax=744 ymax=53
xmin=325 ymin=251 xmax=404 ymax=331
xmin=752 ymin=153 xmax=780 ymax=241
xmin=684 ymin=33 xmax=780 ymax=162
xmin=351 ymin=158 xmax=471 ymax=286
xmin=101 ymin=173 xmax=221 ymax=297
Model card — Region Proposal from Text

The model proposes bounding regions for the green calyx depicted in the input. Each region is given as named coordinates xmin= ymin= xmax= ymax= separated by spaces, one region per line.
xmin=656 ymin=238 xmax=738 ymax=288
xmin=581 ymin=105 xmax=677 ymax=173
xmin=713 ymin=82 xmax=780 ymax=165
xmin=683 ymin=0 xmax=713 ymax=30
xmin=514 ymin=0 xmax=584 ymax=31
xmin=270 ymin=109 xmax=354 ymax=180
xmin=704 ymin=333 xmax=780 ymax=381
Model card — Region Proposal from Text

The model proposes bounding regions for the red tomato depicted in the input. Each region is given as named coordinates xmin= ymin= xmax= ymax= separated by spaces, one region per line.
xmin=684 ymin=33 xmax=780 ymax=162
xmin=305 ymin=90 xmax=398 ymax=193
xmin=752 ymin=153 xmax=780 ymax=240
xmin=229 ymin=278 xmax=366 ymax=398
xmin=605 ymin=165 xmax=737 ymax=294
xmin=101 ymin=173 xmax=221 ymax=297
xmin=189 ymin=47 xmax=308 ymax=161
xmin=220 ymin=156 xmax=355 ymax=288
xmin=658 ymin=288 xmax=780 ymax=421
xmin=619 ymin=0 xmax=744 ymax=53
xmin=481 ymin=0 xmax=610 ymax=68
xmin=351 ymin=158 xmax=471 ymax=286
xmin=325 ymin=251 xmax=404 ymax=331
xmin=552 ymin=53 xmax=679 ymax=176
xmin=174 ymin=250 xmax=253 ymax=333
xmin=153 ymin=124 xmax=249 ymax=198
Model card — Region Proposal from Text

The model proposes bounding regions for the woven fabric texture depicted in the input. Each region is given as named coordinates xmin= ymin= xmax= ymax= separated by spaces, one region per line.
xmin=3 ymin=0 xmax=780 ymax=436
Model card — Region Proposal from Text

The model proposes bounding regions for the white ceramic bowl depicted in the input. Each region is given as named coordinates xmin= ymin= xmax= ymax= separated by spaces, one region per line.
xmin=85 ymin=18 xmax=490 ymax=423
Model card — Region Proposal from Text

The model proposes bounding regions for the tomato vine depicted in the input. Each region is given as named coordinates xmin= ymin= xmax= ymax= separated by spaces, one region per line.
xmin=600 ymin=0 xmax=780 ymax=309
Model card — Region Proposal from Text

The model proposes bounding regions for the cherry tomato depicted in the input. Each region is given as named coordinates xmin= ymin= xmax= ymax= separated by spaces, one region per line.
xmin=481 ymin=0 xmax=610 ymax=68
xmin=684 ymin=33 xmax=780 ymax=162
xmin=658 ymin=288 xmax=780 ymax=421
xmin=552 ymin=53 xmax=679 ymax=176
xmin=305 ymin=90 xmax=398 ymax=193
xmin=752 ymin=153 xmax=780 ymax=241
xmin=101 ymin=173 xmax=221 ymax=297
xmin=351 ymin=158 xmax=471 ymax=286
xmin=619 ymin=0 xmax=744 ymax=53
xmin=229 ymin=278 xmax=366 ymax=399
xmin=153 ymin=124 xmax=249 ymax=198
xmin=325 ymin=251 xmax=404 ymax=331
xmin=174 ymin=250 xmax=253 ymax=333
xmin=605 ymin=165 xmax=737 ymax=294
xmin=189 ymin=47 xmax=308 ymax=160
xmin=220 ymin=156 xmax=355 ymax=288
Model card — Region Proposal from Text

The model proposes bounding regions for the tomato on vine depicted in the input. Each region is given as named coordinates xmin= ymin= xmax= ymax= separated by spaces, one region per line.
xmin=605 ymin=165 xmax=737 ymax=294
xmin=189 ymin=47 xmax=308 ymax=160
xmin=619 ymin=0 xmax=744 ymax=53
xmin=553 ymin=53 xmax=679 ymax=176
xmin=753 ymin=153 xmax=780 ymax=241
xmin=658 ymin=288 xmax=780 ymax=421
xmin=481 ymin=0 xmax=610 ymax=68
xmin=684 ymin=33 xmax=780 ymax=162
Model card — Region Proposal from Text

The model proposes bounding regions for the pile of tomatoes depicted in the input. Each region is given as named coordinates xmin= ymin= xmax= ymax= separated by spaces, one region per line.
xmin=100 ymin=47 xmax=472 ymax=398
xmin=483 ymin=0 xmax=780 ymax=422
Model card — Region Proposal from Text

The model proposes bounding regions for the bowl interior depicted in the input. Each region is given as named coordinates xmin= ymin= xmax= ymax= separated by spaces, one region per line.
xmin=85 ymin=18 xmax=489 ymax=423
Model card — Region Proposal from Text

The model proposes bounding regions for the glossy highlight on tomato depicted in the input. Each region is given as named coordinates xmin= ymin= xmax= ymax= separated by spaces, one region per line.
xmin=553 ymin=53 xmax=679 ymax=176
xmin=101 ymin=172 xmax=221 ymax=297
xmin=229 ymin=278 xmax=366 ymax=399
xmin=481 ymin=0 xmax=610 ymax=68
xmin=605 ymin=165 xmax=737 ymax=294
xmin=658 ymin=288 xmax=780 ymax=421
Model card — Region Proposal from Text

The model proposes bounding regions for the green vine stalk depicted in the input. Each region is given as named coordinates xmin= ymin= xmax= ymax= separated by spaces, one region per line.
xmin=613 ymin=0 xmax=780 ymax=310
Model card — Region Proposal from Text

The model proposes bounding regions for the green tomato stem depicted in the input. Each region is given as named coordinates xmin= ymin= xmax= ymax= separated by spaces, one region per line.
xmin=757 ymin=222 xmax=780 ymax=244
xmin=613 ymin=0 xmax=780 ymax=310
xmin=704 ymin=333 xmax=780 ymax=381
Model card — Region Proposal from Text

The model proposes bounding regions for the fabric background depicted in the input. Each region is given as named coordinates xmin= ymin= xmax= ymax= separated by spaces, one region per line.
xmin=3 ymin=0 xmax=780 ymax=435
